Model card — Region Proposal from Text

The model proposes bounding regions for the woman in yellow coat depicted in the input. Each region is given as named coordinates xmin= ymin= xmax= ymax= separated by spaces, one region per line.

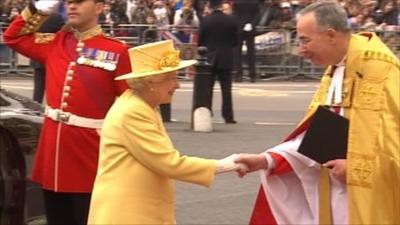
xmin=87 ymin=40 xmax=243 ymax=224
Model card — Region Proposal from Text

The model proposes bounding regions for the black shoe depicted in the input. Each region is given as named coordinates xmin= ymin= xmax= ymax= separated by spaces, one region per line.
xmin=225 ymin=120 xmax=237 ymax=124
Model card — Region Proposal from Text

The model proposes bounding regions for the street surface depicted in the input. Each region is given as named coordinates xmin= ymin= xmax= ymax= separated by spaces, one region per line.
xmin=1 ymin=76 xmax=319 ymax=224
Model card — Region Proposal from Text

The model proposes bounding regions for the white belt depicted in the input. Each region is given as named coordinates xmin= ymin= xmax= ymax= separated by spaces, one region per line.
xmin=45 ymin=106 xmax=104 ymax=129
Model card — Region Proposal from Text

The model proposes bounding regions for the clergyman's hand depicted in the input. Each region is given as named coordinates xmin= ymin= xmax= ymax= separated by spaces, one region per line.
xmin=323 ymin=159 xmax=347 ymax=183
xmin=234 ymin=154 xmax=268 ymax=178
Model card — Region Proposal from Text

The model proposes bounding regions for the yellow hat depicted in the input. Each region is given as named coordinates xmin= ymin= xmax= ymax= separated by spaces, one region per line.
xmin=115 ymin=40 xmax=197 ymax=80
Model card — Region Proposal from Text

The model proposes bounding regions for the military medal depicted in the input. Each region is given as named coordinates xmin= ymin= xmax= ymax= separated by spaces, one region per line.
xmin=77 ymin=56 xmax=86 ymax=64
xmin=93 ymin=50 xmax=100 ymax=68
xmin=108 ymin=64 xmax=116 ymax=71
xmin=101 ymin=51 xmax=118 ymax=71
xmin=106 ymin=52 xmax=119 ymax=71
xmin=76 ymin=45 xmax=119 ymax=71
xmin=104 ymin=52 xmax=113 ymax=71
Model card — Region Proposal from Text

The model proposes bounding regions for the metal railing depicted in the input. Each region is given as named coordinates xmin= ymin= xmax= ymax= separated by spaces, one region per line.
xmin=252 ymin=27 xmax=324 ymax=81
xmin=1 ymin=22 xmax=399 ymax=80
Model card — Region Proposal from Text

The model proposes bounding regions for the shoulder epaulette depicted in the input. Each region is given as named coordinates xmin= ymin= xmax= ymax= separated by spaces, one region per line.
xmin=362 ymin=50 xmax=400 ymax=69
xmin=34 ymin=32 xmax=56 ymax=44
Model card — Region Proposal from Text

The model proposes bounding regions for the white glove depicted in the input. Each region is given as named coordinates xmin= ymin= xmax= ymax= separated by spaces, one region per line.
xmin=243 ymin=23 xmax=253 ymax=32
xmin=34 ymin=0 xmax=62 ymax=15
xmin=216 ymin=154 xmax=248 ymax=174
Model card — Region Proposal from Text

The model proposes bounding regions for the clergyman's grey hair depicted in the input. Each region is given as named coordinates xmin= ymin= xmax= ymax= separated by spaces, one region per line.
xmin=298 ymin=1 xmax=350 ymax=33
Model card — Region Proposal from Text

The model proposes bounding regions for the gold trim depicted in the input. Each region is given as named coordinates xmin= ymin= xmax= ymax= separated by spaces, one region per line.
xmin=18 ymin=7 xmax=49 ymax=36
xmin=362 ymin=50 xmax=400 ymax=69
xmin=21 ymin=7 xmax=32 ymax=21
xmin=319 ymin=167 xmax=332 ymax=225
xmin=34 ymin=33 xmax=56 ymax=44
xmin=73 ymin=25 xmax=103 ymax=41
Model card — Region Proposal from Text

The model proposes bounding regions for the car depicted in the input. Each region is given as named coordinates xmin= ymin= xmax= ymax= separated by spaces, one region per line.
xmin=0 ymin=88 xmax=45 ymax=225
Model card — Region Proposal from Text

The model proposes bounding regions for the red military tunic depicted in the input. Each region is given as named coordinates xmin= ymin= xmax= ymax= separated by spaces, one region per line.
xmin=4 ymin=7 xmax=131 ymax=192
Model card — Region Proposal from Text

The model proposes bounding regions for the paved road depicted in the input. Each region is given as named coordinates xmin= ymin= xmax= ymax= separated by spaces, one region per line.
xmin=1 ymin=77 xmax=319 ymax=224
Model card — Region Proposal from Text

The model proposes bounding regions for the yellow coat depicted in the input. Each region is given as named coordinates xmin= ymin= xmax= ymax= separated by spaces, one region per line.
xmin=300 ymin=33 xmax=399 ymax=224
xmin=87 ymin=90 xmax=217 ymax=224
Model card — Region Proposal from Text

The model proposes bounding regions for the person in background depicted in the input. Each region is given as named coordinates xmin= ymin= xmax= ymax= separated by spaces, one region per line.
xmin=235 ymin=1 xmax=399 ymax=225
xmin=173 ymin=0 xmax=183 ymax=12
xmin=88 ymin=40 xmax=244 ymax=224
xmin=110 ymin=0 xmax=130 ymax=23
xmin=126 ymin=0 xmax=137 ymax=22
xmin=4 ymin=0 xmax=131 ymax=224
xmin=143 ymin=12 xmax=159 ymax=42
xmin=199 ymin=0 xmax=239 ymax=124
xmin=99 ymin=2 xmax=118 ymax=25
xmin=173 ymin=0 xmax=199 ymax=26
xmin=8 ymin=7 xmax=20 ymax=22
xmin=201 ymin=2 xmax=211 ymax=17
xmin=131 ymin=0 xmax=151 ymax=24
xmin=280 ymin=2 xmax=294 ymax=28
xmin=232 ymin=0 xmax=260 ymax=82
xmin=192 ymin=0 xmax=208 ymax=21
xmin=131 ymin=0 xmax=152 ymax=40
xmin=256 ymin=0 xmax=284 ymax=29
xmin=152 ymin=0 xmax=170 ymax=26
xmin=221 ymin=0 xmax=233 ymax=15
xmin=348 ymin=13 xmax=366 ymax=30
xmin=174 ymin=7 xmax=198 ymax=42
xmin=380 ymin=0 xmax=399 ymax=25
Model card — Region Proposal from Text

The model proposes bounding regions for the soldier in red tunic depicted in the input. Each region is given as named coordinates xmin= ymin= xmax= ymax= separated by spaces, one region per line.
xmin=4 ymin=0 xmax=131 ymax=224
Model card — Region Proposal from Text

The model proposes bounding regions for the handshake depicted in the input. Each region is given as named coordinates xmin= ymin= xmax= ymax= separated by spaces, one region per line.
xmin=216 ymin=153 xmax=269 ymax=177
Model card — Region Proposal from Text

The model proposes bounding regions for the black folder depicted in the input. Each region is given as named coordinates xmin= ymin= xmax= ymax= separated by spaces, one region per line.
xmin=297 ymin=106 xmax=348 ymax=164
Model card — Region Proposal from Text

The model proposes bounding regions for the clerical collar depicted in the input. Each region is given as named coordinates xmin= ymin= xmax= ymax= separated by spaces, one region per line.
xmin=73 ymin=25 xmax=103 ymax=41
xmin=328 ymin=56 xmax=346 ymax=77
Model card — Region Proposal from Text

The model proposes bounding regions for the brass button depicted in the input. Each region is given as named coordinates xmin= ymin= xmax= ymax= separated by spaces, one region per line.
xmin=64 ymin=86 xmax=71 ymax=92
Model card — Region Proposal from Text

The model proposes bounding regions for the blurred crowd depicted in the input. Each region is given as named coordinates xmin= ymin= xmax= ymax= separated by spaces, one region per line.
xmin=0 ymin=0 xmax=399 ymax=30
